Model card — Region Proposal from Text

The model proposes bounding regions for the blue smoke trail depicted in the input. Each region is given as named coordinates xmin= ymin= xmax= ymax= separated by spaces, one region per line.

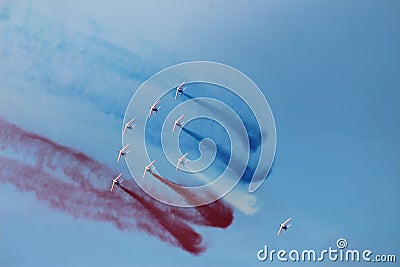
xmin=183 ymin=93 xmax=261 ymax=153
xmin=181 ymin=127 xmax=257 ymax=182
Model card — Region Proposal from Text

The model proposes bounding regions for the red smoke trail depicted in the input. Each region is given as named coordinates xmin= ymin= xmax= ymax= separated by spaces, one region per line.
xmin=0 ymin=117 xmax=234 ymax=254
xmin=151 ymin=173 xmax=233 ymax=229
xmin=119 ymin=185 xmax=206 ymax=255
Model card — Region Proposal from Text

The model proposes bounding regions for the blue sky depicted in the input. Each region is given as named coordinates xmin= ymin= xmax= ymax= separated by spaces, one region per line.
xmin=0 ymin=0 xmax=399 ymax=266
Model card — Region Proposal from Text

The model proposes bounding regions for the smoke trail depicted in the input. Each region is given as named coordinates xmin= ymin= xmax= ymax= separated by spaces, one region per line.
xmin=182 ymin=127 xmax=230 ymax=161
xmin=0 ymin=156 xmax=142 ymax=231
xmin=119 ymin=185 xmax=205 ymax=255
xmin=181 ymin=126 xmax=255 ymax=180
xmin=180 ymin=125 xmax=270 ymax=213
xmin=0 ymin=117 xmax=234 ymax=255
xmin=193 ymin=170 xmax=258 ymax=215
xmin=183 ymin=92 xmax=261 ymax=152
xmin=151 ymin=172 xmax=233 ymax=229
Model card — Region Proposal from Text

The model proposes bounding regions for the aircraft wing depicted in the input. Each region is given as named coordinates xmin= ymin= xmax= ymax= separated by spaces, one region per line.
xmin=172 ymin=122 xmax=177 ymax=133
xmin=115 ymin=173 xmax=122 ymax=181
xmin=122 ymin=144 xmax=130 ymax=151
xmin=153 ymin=99 xmax=160 ymax=107
xmin=176 ymin=161 xmax=181 ymax=170
xmin=175 ymin=89 xmax=179 ymax=99
xmin=110 ymin=182 xmax=115 ymax=192
xmin=117 ymin=152 xmax=122 ymax=162
xmin=181 ymin=152 xmax=188 ymax=160
xmin=283 ymin=218 xmax=292 ymax=225
xmin=176 ymin=154 xmax=188 ymax=170
xmin=123 ymin=124 xmax=128 ymax=136
xmin=147 ymin=160 xmax=155 ymax=168
xmin=143 ymin=169 xmax=147 ymax=178
xmin=277 ymin=226 xmax=283 ymax=236
xmin=178 ymin=81 xmax=185 ymax=89
xmin=177 ymin=114 xmax=184 ymax=122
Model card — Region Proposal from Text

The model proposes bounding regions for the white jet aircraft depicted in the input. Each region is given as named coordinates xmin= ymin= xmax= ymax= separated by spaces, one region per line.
xmin=175 ymin=81 xmax=186 ymax=99
xmin=176 ymin=153 xmax=189 ymax=170
xmin=123 ymin=117 xmax=136 ymax=136
xmin=149 ymin=100 xmax=161 ymax=117
xmin=277 ymin=218 xmax=292 ymax=236
xmin=172 ymin=114 xmax=185 ymax=133
xmin=110 ymin=173 xmax=124 ymax=192
xmin=117 ymin=144 xmax=130 ymax=162
xmin=143 ymin=160 xmax=156 ymax=178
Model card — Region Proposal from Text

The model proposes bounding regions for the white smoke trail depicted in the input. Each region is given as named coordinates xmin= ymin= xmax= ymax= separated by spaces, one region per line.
xmin=192 ymin=169 xmax=258 ymax=215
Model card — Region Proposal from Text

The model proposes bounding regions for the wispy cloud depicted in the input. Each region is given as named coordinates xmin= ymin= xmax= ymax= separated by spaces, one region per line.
xmin=0 ymin=1 xmax=160 ymax=120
